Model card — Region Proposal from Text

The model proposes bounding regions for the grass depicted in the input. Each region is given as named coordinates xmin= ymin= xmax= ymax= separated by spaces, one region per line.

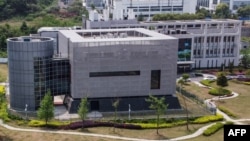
xmin=0 ymin=64 xmax=8 ymax=82
xmin=183 ymin=128 xmax=223 ymax=141
xmin=0 ymin=123 xmax=208 ymax=141
xmin=181 ymin=78 xmax=250 ymax=119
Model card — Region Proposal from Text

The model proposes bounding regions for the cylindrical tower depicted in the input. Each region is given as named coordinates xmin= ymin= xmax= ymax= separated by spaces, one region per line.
xmin=7 ymin=36 xmax=54 ymax=111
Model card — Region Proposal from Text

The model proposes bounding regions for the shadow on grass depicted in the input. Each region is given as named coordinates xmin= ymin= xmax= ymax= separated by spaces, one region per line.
xmin=0 ymin=131 xmax=13 ymax=141
xmin=154 ymin=133 xmax=170 ymax=140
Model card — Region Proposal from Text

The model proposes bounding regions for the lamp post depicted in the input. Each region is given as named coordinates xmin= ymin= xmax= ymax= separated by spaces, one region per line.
xmin=24 ymin=104 xmax=28 ymax=121
xmin=128 ymin=104 xmax=131 ymax=120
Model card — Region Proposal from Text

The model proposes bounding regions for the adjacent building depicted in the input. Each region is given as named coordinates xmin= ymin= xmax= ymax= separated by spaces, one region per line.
xmin=86 ymin=19 xmax=242 ymax=72
xmin=8 ymin=28 xmax=181 ymax=113
xmin=197 ymin=0 xmax=250 ymax=13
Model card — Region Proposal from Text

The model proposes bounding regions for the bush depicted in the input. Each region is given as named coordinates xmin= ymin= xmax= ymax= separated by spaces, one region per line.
xmin=0 ymin=103 xmax=10 ymax=122
xmin=218 ymin=106 xmax=237 ymax=118
xmin=62 ymin=120 xmax=142 ymax=130
xmin=203 ymin=121 xmax=234 ymax=136
xmin=200 ymin=80 xmax=214 ymax=86
xmin=191 ymin=114 xmax=224 ymax=124
xmin=28 ymin=120 xmax=69 ymax=128
xmin=209 ymin=88 xmax=231 ymax=96
xmin=0 ymin=86 xmax=5 ymax=95
xmin=203 ymin=122 xmax=224 ymax=136
xmin=136 ymin=120 xmax=187 ymax=129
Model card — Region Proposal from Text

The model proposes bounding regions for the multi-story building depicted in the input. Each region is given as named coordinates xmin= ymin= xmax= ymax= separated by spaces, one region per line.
xmin=197 ymin=0 xmax=250 ymax=13
xmin=112 ymin=0 xmax=197 ymax=20
xmin=8 ymin=28 xmax=181 ymax=113
xmin=86 ymin=19 xmax=242 ymax=72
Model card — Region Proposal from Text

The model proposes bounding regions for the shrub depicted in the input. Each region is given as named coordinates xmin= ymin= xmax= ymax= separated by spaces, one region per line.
xmin=200 ymin=80 xmax=214 ymax=86
xmin=136 ymin=120 xmax=187 ymax=129
xmin=62 ymin=120 xmax=142 ymax=130
xmin=243 ymin=82 xmax=250 ymax=85
xmin=191 ymin=114 xmax=224 ymax=124
xmin=203 ymin=121 xmax=234 ymax=136
xmin=218 ymin=106 xmax=237 ymax=118
xmin=0 ymin=103 xmax=10 ymax=122
xmin=0 ymin=86 xmax=5 ymax=95
xmin=209 ymin=88 xmax=231 ymax=96
xmin=203 ymin=122 xmax=224 ymax=136
xmin=28 ymin=120 xmax=69 ymax=128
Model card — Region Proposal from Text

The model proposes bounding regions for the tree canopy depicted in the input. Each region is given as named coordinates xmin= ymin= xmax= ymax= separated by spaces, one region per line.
xmin=37 ymin=89 xmax=54 ymax=125
xmin=215 ymin=3 xmax=231 ymax=18
xmin=237 ymin=5 xmax=250 ymax=18
xmin=216 ymin=72 xmax=228 ymax=87
xmin=77 ymin=97 xmax=88 ymax=128
xmin=145 ymin=94 xmax=167 ymax=134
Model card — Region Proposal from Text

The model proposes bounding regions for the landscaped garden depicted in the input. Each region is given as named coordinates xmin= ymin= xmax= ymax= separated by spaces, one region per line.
xmin=1 ymin=65 xmax=250 ymax=141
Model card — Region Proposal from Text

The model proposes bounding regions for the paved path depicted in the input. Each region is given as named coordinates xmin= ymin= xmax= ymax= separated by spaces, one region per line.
xmin=1 ymin=81 xmax=250 ymax=141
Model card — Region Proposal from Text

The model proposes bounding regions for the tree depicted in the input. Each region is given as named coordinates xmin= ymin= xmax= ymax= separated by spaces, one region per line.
xmin=196 ymin=8 xmax=211 ymax=18
xmin=177 ymin=79 xmax=189 ymax=131
xmin=112 ymin=99 xmax=119 ymax=132
xmin=215 ymin=3 xmax=230 ymax=18
xmin=216 ymin=72 xmax=228 ymax=98
xmin=20 ymin=21 xmax=29 ymax=35
xmin=145 ymin=95 xmax=167 ymax=134
xmin=228 ymin=61 xmax=234 ymax=74
xmin=37 ymin=89 xmax=54 ymax=126
xmin=240 ymin=48 xmax=250 ymax=69
xmin=217 ymin=72 xmax=228 ymax=87
xmin=77 ymin=97 xmax=88 ymax=129
xmin=182 ymin=73 xmax=190 ymax=82
xmin=237 ymin=5 xmax=250 ymax=18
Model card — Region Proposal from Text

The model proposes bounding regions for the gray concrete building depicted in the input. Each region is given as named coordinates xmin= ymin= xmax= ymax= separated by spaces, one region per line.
xmin=8 ymin=28 xmax=181 ymax=113
xmin=85 ymin=19 xmax=242 ymax=71
xmin=7 ymin=37 xmax=54 ymax=111
xmin=58 ymin=28 xmax=180 ymax=113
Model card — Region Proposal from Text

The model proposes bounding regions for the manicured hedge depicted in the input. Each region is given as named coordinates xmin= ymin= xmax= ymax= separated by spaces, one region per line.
xmin=62 ymin=120 xmax=142 ymax=130
xmin=208 ymin=88 xmax=231 ymax=96
xmin=191 ymin=114 xmax=224 ymax=124
xmin=135 ymin=120 xmax=187 ymax=129
xmin=203 ymin=122 xmax=224 ymax=136
xmin=218 ymin=106 xmax=237 ymax=118
xmin=203 ymin=121 xmax=234 ymax=136
xmin=200 ymin=80 xmax=214 ymax=86
xmin=28 ymin=120 xmax=69 ymax=128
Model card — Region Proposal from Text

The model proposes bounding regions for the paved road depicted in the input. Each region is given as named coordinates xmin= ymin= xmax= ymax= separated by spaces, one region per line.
xmin=1 ymin=82 xmax=250 ymax=141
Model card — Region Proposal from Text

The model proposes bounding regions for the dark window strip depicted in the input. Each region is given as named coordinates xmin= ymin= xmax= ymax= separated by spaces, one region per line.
xmin=89 ymin=71 xmax=140 ymax=77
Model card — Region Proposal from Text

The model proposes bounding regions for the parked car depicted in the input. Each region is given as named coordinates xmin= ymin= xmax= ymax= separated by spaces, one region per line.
xmin=203 ymin=75 xmax=217 ymax=81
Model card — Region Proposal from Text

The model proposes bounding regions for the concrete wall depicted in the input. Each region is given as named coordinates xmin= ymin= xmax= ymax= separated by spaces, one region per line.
xmin=69 ymin=39 xmax=178 ymax=99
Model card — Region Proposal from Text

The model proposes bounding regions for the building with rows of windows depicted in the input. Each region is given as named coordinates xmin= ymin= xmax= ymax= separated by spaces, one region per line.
xmin=85 ymin=19 xmax=242 ymax=72
xmin=7 ymin=28 xmax=181 ymax=113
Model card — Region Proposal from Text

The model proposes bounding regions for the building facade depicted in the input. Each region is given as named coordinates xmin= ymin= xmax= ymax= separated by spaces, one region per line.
xmin=7 ymin=37 xmax=54 ymax=111
xmin=8 ymin=28 xmax=181 ymax=113
xmin=86 ymin=19 xmax=242 ymax=72
xmin=112 ymin=0 xmax=197 ymax=20
xmin=197 ymin=0 xmax=250 ymax=13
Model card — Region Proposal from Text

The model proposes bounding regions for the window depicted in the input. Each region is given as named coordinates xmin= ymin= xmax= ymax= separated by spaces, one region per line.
xmin=150 ymin=70 xmax=161 ymax=89
xmin=89 ymin=71 xmax=140 ymax=77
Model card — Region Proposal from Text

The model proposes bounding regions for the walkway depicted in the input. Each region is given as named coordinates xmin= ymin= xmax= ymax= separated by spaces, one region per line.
xmin=1 ymin=82 xmax=250 ymax=141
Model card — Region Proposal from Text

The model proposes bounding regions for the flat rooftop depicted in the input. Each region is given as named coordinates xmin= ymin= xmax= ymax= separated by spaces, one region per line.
xmin=59 ymin=28 xmax=176 ymax=42
xmin=140 ymin=19 xmax=242 ymax=25
xmin=8 ymin=36 xmax=53 ymax=42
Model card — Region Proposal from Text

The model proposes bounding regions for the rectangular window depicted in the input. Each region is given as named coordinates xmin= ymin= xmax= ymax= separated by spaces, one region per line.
xmin=89 ymin=71 xmax=140 ymax=77
xmin=150 ymin=70 xmax=161 ymax=89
